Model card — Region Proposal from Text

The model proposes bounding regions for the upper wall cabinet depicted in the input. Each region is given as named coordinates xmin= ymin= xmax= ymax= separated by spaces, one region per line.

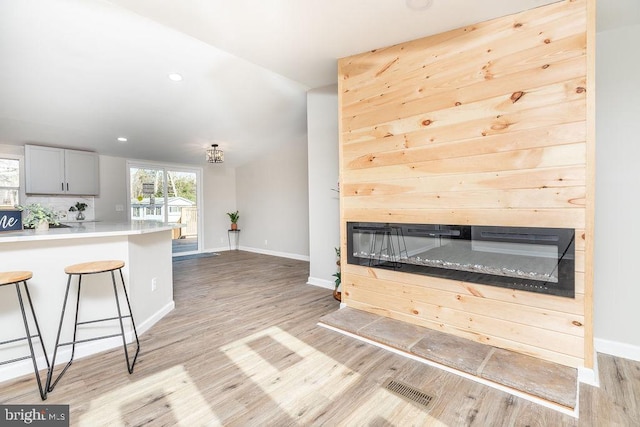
xmin=25 ymin=145 xmax=100 ymax=195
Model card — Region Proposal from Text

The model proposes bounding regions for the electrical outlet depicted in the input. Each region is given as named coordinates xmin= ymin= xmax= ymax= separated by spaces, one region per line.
xmin=220 ymin=237 xmax=224 ymax=243
xmin=115 ymin=204 xmax=124 ymax=212
xmin=151 ymin=277 xmax=157 ymax=291
xmin=264 ymin=240 xmax=268 ymax=246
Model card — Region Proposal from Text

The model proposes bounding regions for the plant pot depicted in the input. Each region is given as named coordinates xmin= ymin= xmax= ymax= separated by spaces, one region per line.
xmin=76 ymin=211 xmax=85 ymax=221
xmin=231 ymin=223 xmax=237 ymax=230
xmin=333 ymin=289 xmax=341 ymax=302
xmin=35 ymin=221 xmax=49 ymax=232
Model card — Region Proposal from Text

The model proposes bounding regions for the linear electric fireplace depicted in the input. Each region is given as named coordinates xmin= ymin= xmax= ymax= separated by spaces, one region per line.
xmin=347 ymin=222 xmax=575 ymax=298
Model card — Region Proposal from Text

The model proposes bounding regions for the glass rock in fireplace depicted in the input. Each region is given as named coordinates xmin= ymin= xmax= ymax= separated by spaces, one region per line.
xmin=347 ymin=222 xmax=575 ymax=298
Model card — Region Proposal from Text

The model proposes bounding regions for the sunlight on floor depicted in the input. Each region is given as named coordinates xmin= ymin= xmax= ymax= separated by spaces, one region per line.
xmin=79 ymin=365 xmax=221 ymax=426
xmin=221 ymin=326 xmax=361 ymax=422
xmin=78 ymin=326 xmax=445 ymax=425
xmin=220 ymin=326 xmax=444 ymax=425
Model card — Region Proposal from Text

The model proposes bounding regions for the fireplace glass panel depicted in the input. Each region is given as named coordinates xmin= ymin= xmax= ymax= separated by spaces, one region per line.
xmin=347 ymin=223 xmax=575 ymax=297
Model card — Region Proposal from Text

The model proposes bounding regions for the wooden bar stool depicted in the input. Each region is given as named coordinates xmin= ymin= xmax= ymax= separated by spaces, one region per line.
xmin=0 ymin=271 xmax=49 ymax=400
xmin=46 ymin=260 xmax=140 ymax=392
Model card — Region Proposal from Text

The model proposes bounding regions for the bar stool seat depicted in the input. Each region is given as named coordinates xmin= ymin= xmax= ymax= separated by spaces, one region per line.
xmin=0 ymin=271 xmax=33 ymax=285
xmin=46 ymin=260 xmax=140 ymax=393
xmin=64 ymin=260 xmax=125 ymax=275
xmin=0 ymin=271 xmax=49 ymax=400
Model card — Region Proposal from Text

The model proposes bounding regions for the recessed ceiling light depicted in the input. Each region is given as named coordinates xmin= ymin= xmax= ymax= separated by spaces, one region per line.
xmin=117 ymin=137 xmax=128 ymax=142
xmin=168 ymin=73 xmax=183 ymax=82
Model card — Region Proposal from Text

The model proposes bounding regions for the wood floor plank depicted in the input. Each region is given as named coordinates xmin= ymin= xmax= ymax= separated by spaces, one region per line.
xmin=0 ymin=251 xmax=638 ymax=426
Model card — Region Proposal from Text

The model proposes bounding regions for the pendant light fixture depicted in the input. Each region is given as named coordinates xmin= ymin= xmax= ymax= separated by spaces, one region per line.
xmin=206 ymin=144 xmax=224 ymax=163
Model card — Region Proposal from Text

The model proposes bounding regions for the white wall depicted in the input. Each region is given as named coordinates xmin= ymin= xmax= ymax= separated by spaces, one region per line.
xmin=307 ymin=85 xmax=340 ymax=289
xmin=0 ymin=143 xmax=22 ymax=157
xmin=594 ymin=22 xmax=640 ymax=359
xmin=202 ymin=165 xmax=236 ymax=252
xmin=235 ymin=138 xmax=310 ymax=259
xmin=94 ymin=154 xmax=128 ymax=222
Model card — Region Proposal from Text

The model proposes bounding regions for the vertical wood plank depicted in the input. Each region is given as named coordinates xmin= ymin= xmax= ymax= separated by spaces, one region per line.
xmin=583 ymin=0 xmax=596 ymax=369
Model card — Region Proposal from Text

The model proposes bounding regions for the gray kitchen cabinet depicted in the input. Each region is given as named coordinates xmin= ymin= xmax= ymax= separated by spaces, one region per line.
xmin=25 ymin=145 xmax=99 ymax=195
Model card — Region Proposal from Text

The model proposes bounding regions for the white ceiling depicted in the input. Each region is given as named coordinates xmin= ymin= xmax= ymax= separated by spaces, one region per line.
xmin=0 ymin=0 xmax=636 ymax=167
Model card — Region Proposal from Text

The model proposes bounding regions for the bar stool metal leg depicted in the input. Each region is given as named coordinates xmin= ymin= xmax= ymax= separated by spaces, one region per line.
xmin=0 ymin=272 xmax=49 ymax=401
xmin=112 ymin=269 xmax=139 ymax=374
xmin=46 ymin=274 xmax=77 ymax=393
xmin=15 ymin=280 xmax=50 ymax=400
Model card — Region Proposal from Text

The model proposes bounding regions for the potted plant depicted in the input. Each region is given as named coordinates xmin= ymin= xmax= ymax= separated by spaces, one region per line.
xmin=16 ymin=203 xmax=60 ymax=231
xmin=69 ymin=202 xmax=88 ymax=220
xmin=333 ymin=247 xmax=341 ymax=301
xmin=227 ymin=210 xmax=239 ymax=230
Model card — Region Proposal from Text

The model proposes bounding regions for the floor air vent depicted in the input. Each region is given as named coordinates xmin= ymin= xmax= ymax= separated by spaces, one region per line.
xmin=382 ymin=378 xmax=435 ymax=410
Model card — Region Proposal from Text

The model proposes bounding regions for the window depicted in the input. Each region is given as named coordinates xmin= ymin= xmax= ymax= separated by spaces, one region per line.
xmin=144 ymin=206 xmax=162 ymax=216
xmin=128 ymin=162 xmax=202 ymax=255
xmin=0 ymin=158 xmax=20 ymax=208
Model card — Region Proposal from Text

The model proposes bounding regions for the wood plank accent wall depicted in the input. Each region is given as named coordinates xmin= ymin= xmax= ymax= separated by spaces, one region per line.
xmin=338 ymin=0 xmax=594 ymax=369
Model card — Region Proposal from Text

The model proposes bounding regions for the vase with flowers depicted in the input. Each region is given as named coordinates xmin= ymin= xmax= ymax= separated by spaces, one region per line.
xmin=69 ymin=202 xmax=88 ymax=221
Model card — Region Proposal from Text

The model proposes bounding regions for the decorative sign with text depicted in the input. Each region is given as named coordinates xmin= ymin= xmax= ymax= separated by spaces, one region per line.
xmin=142 ymin=183 xmax=154 ymax=195
xmin=0 ymin=210 xmax=22 ymax=232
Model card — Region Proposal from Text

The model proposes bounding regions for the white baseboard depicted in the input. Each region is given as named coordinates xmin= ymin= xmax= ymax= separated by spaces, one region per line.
xmin=0 ymin=355 xmax=47 ymax=385
xmin=307 ymin=276 xmax=335 ymax=290
xmin=202 ymin=246 xmax=228 ymax=254
xmin=136 ymin=301 xmax=175 ymax=336
xmin=578 ymin=350 xmax=599 ymax=387
xmin=0 ymin=301 xmax=175 ymax=385
xmin=240 ymin=246 xmax=310 ymax=262
xmin=0 ymin=336 xmax=125 ymax=385
xmin=595 ymin=338 xmax=640 ymax=362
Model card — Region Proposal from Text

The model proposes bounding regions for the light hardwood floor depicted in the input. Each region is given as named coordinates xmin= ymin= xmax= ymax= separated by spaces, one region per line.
xmin=1 ymin=251 xmax=638 ymax=426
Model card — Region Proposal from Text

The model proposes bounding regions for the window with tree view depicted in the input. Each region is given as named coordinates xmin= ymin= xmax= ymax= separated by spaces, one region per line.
xmin=129 ymin=165 xmax=199 ymax=254
xmin=0 ymin=158 xmax=20 ymax=208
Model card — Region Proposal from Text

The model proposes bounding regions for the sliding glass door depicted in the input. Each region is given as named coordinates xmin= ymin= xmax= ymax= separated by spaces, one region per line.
xmin=128 ymin=162 xmax=202 ymax=256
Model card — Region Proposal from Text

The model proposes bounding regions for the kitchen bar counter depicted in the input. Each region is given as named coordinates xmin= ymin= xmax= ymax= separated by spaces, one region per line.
xmin=0 ymin=220 xmax=179 ymax=243
xmin=0 ymin=221 xmax=178 ymax=384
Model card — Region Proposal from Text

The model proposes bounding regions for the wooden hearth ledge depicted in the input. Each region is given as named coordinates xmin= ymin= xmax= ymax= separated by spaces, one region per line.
xmin=318 ymin=307 xmax=578 ymax=417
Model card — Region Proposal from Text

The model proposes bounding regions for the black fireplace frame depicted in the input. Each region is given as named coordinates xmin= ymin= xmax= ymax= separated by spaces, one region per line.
xmin=347 ymin=222 xmax=575 ymax=298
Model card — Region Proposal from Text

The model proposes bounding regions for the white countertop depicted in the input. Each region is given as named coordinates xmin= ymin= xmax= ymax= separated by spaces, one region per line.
xmin=0 ymin=221 xmax=181 ymax=243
